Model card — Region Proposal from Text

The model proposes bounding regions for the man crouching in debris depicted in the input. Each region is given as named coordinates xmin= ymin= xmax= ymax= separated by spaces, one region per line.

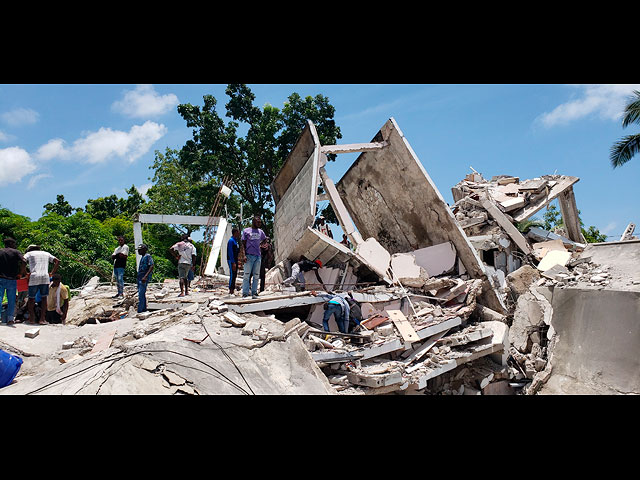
xmin=45 ymin=274 xmax=69 ymax=324
xmin=136 ymin=244 xmax=154 ymax=313
xmin=282 ymin=258 xmax=325 ymax=292
xmin=312 ymin=291 xmax=351 ymax=333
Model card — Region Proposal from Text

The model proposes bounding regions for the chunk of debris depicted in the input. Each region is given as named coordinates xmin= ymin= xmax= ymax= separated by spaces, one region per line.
xmin=25 ymin=328 xmax=40 ymax=339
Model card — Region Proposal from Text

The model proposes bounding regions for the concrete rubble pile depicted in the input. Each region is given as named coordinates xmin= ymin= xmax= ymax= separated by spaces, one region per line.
xmin=3 ymin=117 xmax=638 ymax=395
xmin=0 ymin=279 xmax=335 ymax=395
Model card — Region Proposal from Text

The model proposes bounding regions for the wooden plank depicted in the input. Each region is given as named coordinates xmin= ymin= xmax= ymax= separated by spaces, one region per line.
xmin=403 ymin=329 xmax=450 ymax=365
xmin=387 ymin=309 xmax=420 ymax=344
xmin=360 ymin=314 xmax=390 ymax=330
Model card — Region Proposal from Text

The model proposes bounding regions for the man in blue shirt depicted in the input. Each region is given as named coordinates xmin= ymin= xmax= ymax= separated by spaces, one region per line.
xmin=136 ymin=244 xmax=154 ymax=313
xmin=227 ymin=228 xmax=240 ymax=295
xmin=313 ymin=291 xmax=351 ymax=334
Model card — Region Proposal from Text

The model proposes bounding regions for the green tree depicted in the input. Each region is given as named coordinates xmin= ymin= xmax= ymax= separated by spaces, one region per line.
xmin=0 ymin=207 xmax=32 ymax=241
xmin=610 ymin=90 xmax=640 ymax=168
xmin=542 ymin=202 xmax=607 ymax=243
xmin=84 ymin=186 xmax=146 ymax=222
xmin=516 ymin=217 xmax=544 ymax=233
xmin=176 ymin=84 xmax=342 ymax=236
xmin=43 ymin=194 xmax=76 ymax=217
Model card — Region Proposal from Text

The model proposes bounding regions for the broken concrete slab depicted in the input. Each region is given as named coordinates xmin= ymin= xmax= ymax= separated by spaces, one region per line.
xmin=506 ymin=265 xmax=541 ymax=300
xmin=335 ymin=118 xmax=503 ymax=313
xmin=540 ymin=287 xmax=640 ymax=395
xmin=537 ymin=250 xmax=572 ymax=272
xmin=412 ymin=242 xmax=457 ymax=277
xmin=354 ymin=237 xmax=391 ymax=280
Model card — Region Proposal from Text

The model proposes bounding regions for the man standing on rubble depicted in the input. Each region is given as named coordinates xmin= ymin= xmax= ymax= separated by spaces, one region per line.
xmin=241 ymin=215 xmax=266 ymax=299
xmin=227 ymin=227 xmax=240 ymax=295
xmin=136 ymin=244 xmax=154 ymax=313
xmin=171 ymin=234 xmax=196 ymax=297
xmin=283 ymin=258 xmax=325 ymax=292
xmin=0 ymin=237 xmax=26 ymax=325
xmin=24 ymin=245 xmax=60 ymax=325
xmin=111 ymin=236 xmax=129 ymax=298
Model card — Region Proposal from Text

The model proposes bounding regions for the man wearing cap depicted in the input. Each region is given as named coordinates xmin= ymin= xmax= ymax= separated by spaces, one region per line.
xmin=136 ymin=244 xmax=154 ymax=313
xmin=282 ymin=258 xmax=326 ymax=292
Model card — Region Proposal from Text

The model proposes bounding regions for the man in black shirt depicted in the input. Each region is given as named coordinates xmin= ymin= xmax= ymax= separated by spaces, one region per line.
xmin=0 ymin=237 xmax=26 ymax=325
xmin=282 ymin=258 xmax=327 ymax=292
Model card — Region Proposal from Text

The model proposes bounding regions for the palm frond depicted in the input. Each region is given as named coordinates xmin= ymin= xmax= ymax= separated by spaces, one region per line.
xmin=610 ymin=133 xmax=640 ymax=168
xmin=621 ymin=90 xmax=640 ymax=129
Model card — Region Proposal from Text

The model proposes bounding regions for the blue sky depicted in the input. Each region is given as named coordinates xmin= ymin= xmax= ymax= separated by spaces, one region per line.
xmin=1 ymin=84 xmax=638 ymax=242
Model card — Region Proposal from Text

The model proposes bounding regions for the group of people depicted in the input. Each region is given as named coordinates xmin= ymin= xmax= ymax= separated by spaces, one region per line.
xmin=110 ymin=235 xmax=195 ymax=314
xmin=0 ymin=238 xmax=69 ymax=325
xmin=2 ymin=212 xmax=359 ymax=334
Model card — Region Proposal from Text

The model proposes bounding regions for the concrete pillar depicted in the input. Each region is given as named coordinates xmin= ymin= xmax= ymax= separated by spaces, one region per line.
xmin=557 ymin=187 xmax=586 ymax=243
xmin=318 ymin=162 xmax=363 ymax=247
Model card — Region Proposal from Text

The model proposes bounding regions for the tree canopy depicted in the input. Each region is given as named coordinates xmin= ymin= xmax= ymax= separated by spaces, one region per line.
xmin=176 ymin=84 xmax=342 ymax=236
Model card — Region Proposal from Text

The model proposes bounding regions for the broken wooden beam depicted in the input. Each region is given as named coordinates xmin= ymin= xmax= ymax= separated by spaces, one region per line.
xmin=387 ymin=309 xmax=420 ymax=344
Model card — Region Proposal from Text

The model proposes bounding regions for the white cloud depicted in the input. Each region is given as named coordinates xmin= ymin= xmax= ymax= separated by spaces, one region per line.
xmin=35 ymin=121 xmax=167 ymax=164
xmin=0 ymin=130 xmax=14 ymax=142
xmin=537 ymin=84 xmax=640 ymax=127
xmin=0 ymin=147 xmax=37 ymax=186
xmin=1 ymin=107 xmax=40 ymax=127
xmin=136 ymin=182 xmax=153 ymax=196
xmin=27 ymin=173 xmax=53 ymax=190
xmin=35 ymin=138 xmax=69 ymax=161
xmin=112 ymin=84 xmax=179 ymax=118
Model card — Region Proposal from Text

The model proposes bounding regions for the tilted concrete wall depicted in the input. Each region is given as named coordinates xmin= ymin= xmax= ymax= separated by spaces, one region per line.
xmin=335 ymin=118 xmax=485 ymax=276
xmin=271 ymin=122 xmax=320 ymax=264
xmin=336 ymin=118 xmax=504 ymax=312
xmin=542 ymin=287 xmax=640 ymax=394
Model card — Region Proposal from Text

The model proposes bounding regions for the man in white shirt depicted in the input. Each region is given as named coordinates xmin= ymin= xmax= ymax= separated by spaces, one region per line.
xmin=171 ymin=234 xmax=196 ymax=297
xmin=24 ymin=245 xmax=60 ymax=325
xmin=111 ymin=236 xmax=129 ymax=298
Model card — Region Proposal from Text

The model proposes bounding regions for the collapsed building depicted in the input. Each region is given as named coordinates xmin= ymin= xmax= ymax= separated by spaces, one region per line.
xmin=2 ymin=117 xmax=638 ymax=395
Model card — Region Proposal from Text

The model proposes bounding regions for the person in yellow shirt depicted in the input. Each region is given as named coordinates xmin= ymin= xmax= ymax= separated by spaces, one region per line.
xmin=46 ymin=273 xmax=69 ymax=324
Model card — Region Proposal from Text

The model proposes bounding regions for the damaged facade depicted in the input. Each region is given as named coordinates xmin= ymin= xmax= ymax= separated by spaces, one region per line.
xmin=2 ymin=117 xmax=639 ymax=396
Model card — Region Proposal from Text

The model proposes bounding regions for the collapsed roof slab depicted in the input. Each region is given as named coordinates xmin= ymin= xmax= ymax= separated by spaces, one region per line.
xmin=289 ymin=227 xmax=393 ymax=284
xmin=335 ymin=118 xmax=504 ymax=313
